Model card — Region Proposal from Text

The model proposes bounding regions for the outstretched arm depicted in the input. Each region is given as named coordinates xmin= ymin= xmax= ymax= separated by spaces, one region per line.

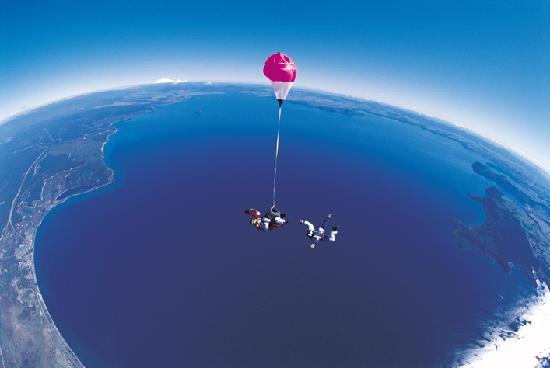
xmin=300 ymin=219 xmax=315 ymax=232
xmin=321 ymin=213 xmax=332 ymax=229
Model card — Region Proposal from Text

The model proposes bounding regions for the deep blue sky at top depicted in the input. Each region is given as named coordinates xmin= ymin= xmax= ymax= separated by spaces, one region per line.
xmin=1 ymin=0 xmax=549 ymax=169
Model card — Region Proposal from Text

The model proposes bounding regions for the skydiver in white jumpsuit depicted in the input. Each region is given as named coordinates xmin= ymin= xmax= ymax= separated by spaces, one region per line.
xmin=299 ymin=213 xmax=338 ymax=249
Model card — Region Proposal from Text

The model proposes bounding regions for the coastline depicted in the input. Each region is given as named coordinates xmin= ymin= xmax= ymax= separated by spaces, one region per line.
xmin=31 ymin=126 xmax=122 ymax=368
xmin=0 ymin=122 xmax=120 ymax=368
xmin=0 ymin=85 xmax=200 ymax=367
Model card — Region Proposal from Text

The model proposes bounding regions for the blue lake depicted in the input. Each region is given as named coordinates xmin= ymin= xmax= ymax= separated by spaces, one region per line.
xmin=35 ymin=93 xmax=532 ymax=367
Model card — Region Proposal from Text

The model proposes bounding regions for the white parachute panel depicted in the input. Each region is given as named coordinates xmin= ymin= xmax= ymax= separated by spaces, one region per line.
xmin=272 ymin=81 xmax=294 ymax=100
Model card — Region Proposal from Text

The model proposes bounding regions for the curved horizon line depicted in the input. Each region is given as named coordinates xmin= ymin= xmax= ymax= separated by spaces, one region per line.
xmin=1 ymin=80 xmax=548 ymax=176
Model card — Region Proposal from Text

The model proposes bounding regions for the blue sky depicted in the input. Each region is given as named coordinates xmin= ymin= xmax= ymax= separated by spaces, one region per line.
xmin=1 ymin=0 xmax=548 ymax=170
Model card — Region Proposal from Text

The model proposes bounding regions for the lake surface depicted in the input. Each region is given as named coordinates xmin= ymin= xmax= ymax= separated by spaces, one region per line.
xmin=35 ymin=93 xmax=532 ymax=367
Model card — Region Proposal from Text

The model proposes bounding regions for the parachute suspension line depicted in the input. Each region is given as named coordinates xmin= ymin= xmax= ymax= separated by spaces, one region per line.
xmin=272 ymin=104 xmax=282 ymax=208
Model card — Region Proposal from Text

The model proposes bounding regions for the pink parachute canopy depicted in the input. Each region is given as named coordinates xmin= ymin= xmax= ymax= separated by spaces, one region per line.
xmin=263 ymin=52 xmax=297 ymax=83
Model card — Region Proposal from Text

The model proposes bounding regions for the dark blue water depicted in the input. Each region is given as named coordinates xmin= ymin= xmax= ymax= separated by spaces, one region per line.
xmin=35 ymin=93 xmax=532 ymax=367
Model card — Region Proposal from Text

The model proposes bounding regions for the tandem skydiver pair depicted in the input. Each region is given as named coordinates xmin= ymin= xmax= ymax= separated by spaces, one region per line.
xmin=244 ymin=52 xmax=339 ymax=250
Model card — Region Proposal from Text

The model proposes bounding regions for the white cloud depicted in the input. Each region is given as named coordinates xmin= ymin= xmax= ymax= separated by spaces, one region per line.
xmin=154 ymin=78 xmax=187 ymax=84
xmin=456 ymin=281 xmax=550 ymax=368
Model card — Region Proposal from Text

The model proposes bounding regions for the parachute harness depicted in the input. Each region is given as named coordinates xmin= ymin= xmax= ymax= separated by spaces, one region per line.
xmin=272 ymin=105 xmax=282 ymax=207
